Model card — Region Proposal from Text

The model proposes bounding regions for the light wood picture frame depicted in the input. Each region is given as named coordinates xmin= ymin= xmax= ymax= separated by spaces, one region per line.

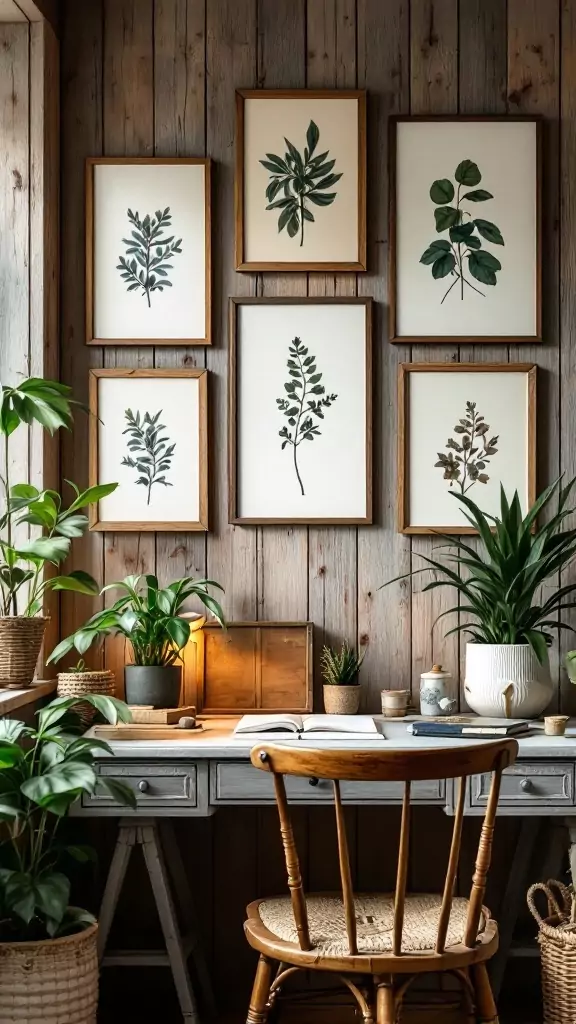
xmin=86 ymin=157 xmax=212 ymax=345
xmin=235 ymin=89 xmax=367 ymax=271
xmin=89 ymin=368 xmax=209 ymax=532
xmin=389 ymin=116 xmax=542 ymax=344
xmin=229 ymin=297 xmax=373 ymax=525
xmin=398 ymin=363 xmax=537 ymax=535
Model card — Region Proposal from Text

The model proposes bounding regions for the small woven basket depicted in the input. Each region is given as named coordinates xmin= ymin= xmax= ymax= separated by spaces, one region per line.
xmin=0 ymin=617 xmax=48 ymax=688
xmin=323 ymin=684 xmax=361 ymax=715
xmin=527 ymin=879 xmax=576 ymax=1024
xmin=57 ymin=670 xmax=115 ymax=727
xmin=0 ymin=920 xmax=98 ymax=1024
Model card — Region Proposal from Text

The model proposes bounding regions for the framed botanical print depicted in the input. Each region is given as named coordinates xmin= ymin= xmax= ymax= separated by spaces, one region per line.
xmin=86 ymin=158 xmax=211 ymax=345
xmin=89 ymin=369 xmax=208 ymax=532
xmin=398 ymin=363 xmax=537 ymax=535
xmin=229 ymin=297 xmax=372 ymax=524
xmin=235 ymin=90 xmax=366 ymax=271
xmin=390 ymin=117 xmax=541 ymax=343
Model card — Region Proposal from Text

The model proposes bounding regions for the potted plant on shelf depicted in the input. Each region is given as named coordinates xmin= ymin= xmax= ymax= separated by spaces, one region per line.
xmin=49 ymin=573 xmax=226 ymax=708
xmin=320 ymin=641 xmax=365 ymax=715
xmin=0 ymin=377 xmax=117 ymax=687
xmin=0 ymin=692 xmax=135 ymax=1023
xmin=56 ymin=658 xmax=116 ymax=726
xmin=382 ymin=479 xmax=576 ymax=718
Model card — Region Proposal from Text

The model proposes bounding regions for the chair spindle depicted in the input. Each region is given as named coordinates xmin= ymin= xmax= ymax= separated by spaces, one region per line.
xmin=333 ymin=780 xmax=358 ymax=955
xmin=272 ymin=772 xmax=311 ymax=951
xmin=436 ymin=775 xmax=466 ymax=953
xmin=393 ymin=780 xmax=411 ymax=956
xmin=464 ymin=761 xmax=503 ymax=948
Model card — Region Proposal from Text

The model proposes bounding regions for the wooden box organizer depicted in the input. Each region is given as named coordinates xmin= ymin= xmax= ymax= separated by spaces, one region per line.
xmin=182 ymin=621 xmax=313 ymax=715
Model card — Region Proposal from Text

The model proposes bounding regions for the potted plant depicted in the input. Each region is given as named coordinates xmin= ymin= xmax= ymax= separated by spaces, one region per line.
xmin=56 ymin=658 xmax=116 ymax=726
xmin=382 ymin=480 xmax=576 ymax=718
xmin=320 ymin=642 xmax=365 ymax=714
xmin=0 ymin=378 xmax=117 ymax=687
xmin=49 ymin=573 xmax=225 ymax=708
xmin=0 ymin=692 xmax=135 ymax=1022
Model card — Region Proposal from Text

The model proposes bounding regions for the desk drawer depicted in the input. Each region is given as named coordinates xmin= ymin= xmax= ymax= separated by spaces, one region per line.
xmin=82 ymin=762 xmax=198 ymax=810
xmin=211 ymin=762 xmax=445 ymax=805
xmin=470 ymin=762 xmax=574 ymax=808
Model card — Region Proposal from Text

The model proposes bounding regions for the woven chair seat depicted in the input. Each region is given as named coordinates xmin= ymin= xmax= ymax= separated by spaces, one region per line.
xmin=257 ymin=893 xmax=486 ymax=956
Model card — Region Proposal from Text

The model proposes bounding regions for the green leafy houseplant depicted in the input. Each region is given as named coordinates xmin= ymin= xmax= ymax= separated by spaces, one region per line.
xmin=117 ymin=207 xmax=183 ymax=307
xmin=0 ymin=694 xmax=135 ymax=941
xmin=0 ymin=378 xmax=117 ymax=617
xmin=320 ymin=642 xmax=365 ymax=686
xmin=420 ymin=158 xmax=504 ymax=304
xmin=48 ymin=573 xmax=225 ymax=668
xmin=121 ymin=408 xmax=176 ymax=505
xmin=260 ymin=120 xmax=342 ymax=246
xmin=276 ymin=336 xmax=338 ymax=496
xmin=381 ymin=479 xmax=576 ymax=664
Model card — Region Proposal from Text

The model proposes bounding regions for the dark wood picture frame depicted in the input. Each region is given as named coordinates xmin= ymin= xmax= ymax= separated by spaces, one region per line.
xmin=398 ymin=362 xmax=537 ymax=535
xmin=229 ymin=296 xmax=373 ymax=526
xmin=85 ymin=157 xmax=212 ymax=346
xmin=235 ymin=89 xmax=367 ymax=272
xmin=89 ymin=367 xmax=209 ymax=532
xmin=388 ymin=116 xmax=542 ymax=344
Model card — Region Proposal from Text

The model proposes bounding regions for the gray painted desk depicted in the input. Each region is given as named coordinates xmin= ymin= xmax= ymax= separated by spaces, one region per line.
xmin=81 ymin=718 xmax=576 ymax=1020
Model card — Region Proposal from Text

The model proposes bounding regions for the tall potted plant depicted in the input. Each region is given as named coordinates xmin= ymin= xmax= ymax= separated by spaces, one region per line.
xmin=382 ymin=480 xmax=576 ymax=718
xmin=49 ymin=573 xmax=226 ymax=708
xmin=0 ymin=692 xmax=135 ymax=1022
xmin=0 ymin=378 xmax=116 ymax=687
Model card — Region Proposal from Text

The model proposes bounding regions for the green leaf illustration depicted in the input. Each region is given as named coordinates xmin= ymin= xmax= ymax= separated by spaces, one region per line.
xmin=260 ymin=121 xmax=342 ymax=246
xmin=421 ymin=159 xmax=504 ymax=303
xmin=121 ymin=409 xmax=176 ymax=506
xmin=435 ymin=401 xmax=498 ymax=494
xmin=116 ymin=207 xmax=183 ymax=307
xmin=276 ymin=337 xmax=337 ymax=495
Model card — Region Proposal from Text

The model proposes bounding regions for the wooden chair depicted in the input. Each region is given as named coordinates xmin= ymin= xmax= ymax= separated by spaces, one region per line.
xmin=243 ymin=739 xmax=518 ymax=1024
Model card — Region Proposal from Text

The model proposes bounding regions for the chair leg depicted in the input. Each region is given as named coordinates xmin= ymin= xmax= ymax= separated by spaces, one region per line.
xmin=246 ymin=955 xmax=274 ymax=1024
xmin=472 ymin=963 xmax=500 ymax=1023
xmin=376 ymin=981 xmax=397 ymax=1024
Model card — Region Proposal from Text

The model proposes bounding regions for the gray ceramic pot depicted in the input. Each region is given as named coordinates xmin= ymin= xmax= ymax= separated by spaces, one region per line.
xmin=124 ymin=665 xmax=182 ymax=708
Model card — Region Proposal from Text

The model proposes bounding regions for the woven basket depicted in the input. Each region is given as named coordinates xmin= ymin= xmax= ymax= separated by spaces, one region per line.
xmin=57 ymin=670 xmax=115 ymax=727
xmin=0 ymin=920 xmax=98 ymax=1023
xmin=323 ymin=684 xmax=361 ymax=715
xmin=0 ymin=617 xmax=48 ymax=689
xmin=527 ymin=879 xmax=576 ymax=1024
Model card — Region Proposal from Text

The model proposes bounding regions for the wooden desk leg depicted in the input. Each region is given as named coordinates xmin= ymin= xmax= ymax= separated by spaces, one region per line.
xmin=97 ymin=822 xmax=136 ymax=962
xmin=160 ymin=820 xmax=216 ymax=1017
xmin=490 ymin=817 xmax=540 ymax=1000
xmin=140 ymin=822 xmax=202 ymax=1024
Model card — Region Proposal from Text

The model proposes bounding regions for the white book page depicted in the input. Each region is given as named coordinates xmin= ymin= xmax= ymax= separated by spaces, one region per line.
xmin=233 ymin=714 xmax=303 ymax=735
xmin=302 ymin=715 xmax=378 ymax=735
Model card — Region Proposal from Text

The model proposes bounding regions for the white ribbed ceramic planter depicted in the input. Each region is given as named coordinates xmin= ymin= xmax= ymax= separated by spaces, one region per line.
xmin=464 ymin=643 xmax=554 ymax=718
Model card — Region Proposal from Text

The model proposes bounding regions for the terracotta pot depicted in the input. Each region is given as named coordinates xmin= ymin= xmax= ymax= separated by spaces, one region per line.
xmin=0 ymin=616 xmax=48 ymax=688
xmin=57 ymin=670 xmax=116 ymax=727
xmin=323 ymin=684 xmax=361 ymax=715
xmin=0 ymin=920 xmax=98 ymax=1023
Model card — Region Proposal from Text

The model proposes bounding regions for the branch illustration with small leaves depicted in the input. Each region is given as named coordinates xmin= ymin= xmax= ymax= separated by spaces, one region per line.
xmin=435 ymin=401 xmax=499 ymax=494
xmin=276 ymin=337 xmax=338 ymax=496
xmin=117 ymin=207 xmax=183 ymax=307
xmin=121 ymin=409 xmax=176 ymax=506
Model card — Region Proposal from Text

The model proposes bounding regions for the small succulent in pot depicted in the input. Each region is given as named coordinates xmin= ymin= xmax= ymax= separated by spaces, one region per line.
xmin=49 ymin=573 xmax=225 ymax=709
xmin=320 ymin=642 xmax=365 ymax=715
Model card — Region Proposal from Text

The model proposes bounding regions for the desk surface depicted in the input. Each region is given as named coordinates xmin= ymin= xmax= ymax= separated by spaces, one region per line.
xmin=92 ymin=715 xmax=576 ymax=760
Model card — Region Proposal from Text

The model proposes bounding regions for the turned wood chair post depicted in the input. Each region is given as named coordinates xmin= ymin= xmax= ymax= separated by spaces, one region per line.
xmin=435 ymin=775 xmax=466 ymax=954
xmin=464 ymin=754 xmax=505 ymax=949
xmin=269 ymin=763 xmax=312 ymax=951
xmin=333 ymin=779 xmax=358 ymax=956
xmin=393 ymin=781 xmax=411 ymax=956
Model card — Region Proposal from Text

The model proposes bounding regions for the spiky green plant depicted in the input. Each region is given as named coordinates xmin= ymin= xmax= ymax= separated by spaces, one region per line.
xmin=320 ymin=642 xmax=365 ymax=686
xmin=380 ymin=479 xmax=576 ymax=663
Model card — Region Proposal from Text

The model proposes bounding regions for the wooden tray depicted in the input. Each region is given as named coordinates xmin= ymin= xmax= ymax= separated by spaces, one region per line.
xmin=182 ymin=621 xmax=313 ymax=715
xmin=95 ymin=724 xmax=203 ymax=741
xmin=128 ymin=705 xmax=196 ymax=725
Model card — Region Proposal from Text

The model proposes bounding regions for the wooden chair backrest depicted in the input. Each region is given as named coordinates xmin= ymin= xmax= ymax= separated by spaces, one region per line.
xmin=251 ymin=740 xmax=518 ymax=957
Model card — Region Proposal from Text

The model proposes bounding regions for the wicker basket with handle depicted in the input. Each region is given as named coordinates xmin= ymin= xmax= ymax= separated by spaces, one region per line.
xmin=57 ymin=670 xmax=115 ymax=727
xmin=0 ymin=616 xmax=48 ymax=688
xmin=0 ymin=920 xmax=98 ymax=1023
xmin=527 ymin=879 xmax=576 ymax=1024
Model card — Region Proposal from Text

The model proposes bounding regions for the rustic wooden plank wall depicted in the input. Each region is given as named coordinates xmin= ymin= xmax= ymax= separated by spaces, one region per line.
xmin=59 ymin=0 xmax=572 ymax=1011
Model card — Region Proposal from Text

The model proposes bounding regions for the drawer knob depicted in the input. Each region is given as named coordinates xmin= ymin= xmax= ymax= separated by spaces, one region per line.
xmin=309 ymin=777 xmax=319 ymax=787
xmin=520 ymin=778 xmax=533 ymax=793
xmin=138 ymin=780 xmax=150 ymax=793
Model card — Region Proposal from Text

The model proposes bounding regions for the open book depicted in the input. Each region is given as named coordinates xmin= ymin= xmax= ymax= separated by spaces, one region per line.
xmin=233 ymin=714 xmax=384 ymax=740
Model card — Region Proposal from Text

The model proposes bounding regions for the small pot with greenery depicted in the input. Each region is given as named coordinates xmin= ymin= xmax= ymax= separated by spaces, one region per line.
xmin=0 ymin=378 xmax=116 ymax=687
xmin=56 ymin=658 xmax=116 ymax=727
xmin=320 ymin=642 xmax=365 ymax=715
xmin=49 ymin=573 xmax=225 ymax=708
xmin=0 ymin=692 xmax=135 ymax=1022
xmin=382 ymin=480 xmax=576 ymax=718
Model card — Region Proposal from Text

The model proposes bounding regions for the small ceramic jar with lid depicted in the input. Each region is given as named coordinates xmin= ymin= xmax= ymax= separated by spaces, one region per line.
xmin=419 ymin=664 xmax=456 ymax=717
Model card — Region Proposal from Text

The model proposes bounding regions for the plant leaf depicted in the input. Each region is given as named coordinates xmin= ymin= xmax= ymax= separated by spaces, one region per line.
xmin=455 ymin=159 xmax=481 ymax=186
xmin=429 ymin=178 xmax=455 ymax=204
